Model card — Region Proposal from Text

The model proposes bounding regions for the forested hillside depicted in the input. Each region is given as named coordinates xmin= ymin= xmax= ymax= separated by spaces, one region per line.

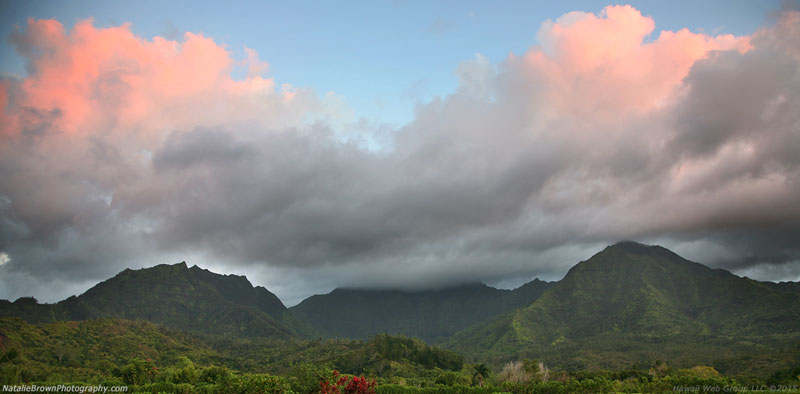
xmin=291 ymin=280 xmax=553 ymax=343
xmin=445 ymin=242 xmax=800 ymax=374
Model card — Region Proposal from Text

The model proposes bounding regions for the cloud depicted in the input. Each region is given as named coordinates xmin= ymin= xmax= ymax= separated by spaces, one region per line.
xmin=1 ymin=6 xmax=799 ymax=304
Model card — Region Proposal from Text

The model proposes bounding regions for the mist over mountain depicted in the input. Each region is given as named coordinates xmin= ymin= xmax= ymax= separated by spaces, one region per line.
xmin=291 ymin=279 xmax=554 ymax=343
xmin=0 ymin=259 xmax=555 ymax=343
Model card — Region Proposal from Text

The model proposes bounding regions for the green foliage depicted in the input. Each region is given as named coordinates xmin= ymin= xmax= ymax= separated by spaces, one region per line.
xmin=0 ymin=348 xmax=19 ymax=364
xmin=472 ymin=364 xmax=490 ymax=387
xmin=0 ymin=353 xmax=22 ymax=385
xmin=370 ymin=335 xmax=463 ymax=371
xmin=375 ymin=384 xmax=501 ymax=394
xmin=162 ymin=356 xmax=201 ymax=385
xmin=0 ymin=348 xmax=22 ymax=385
xmin=137 ymin=381 xmax=195 ymax=394
xmin=767 ymin=366 xmax=800 ymax=386
xmin=120 ymin=359 xmax=159 ymax=385
xmin=200 ymin=365 xmax=234 ymax=385
xmin=434 ymin=371 xmax=471 ymax=386
xmin=236 ymin=373 xmax=296 ymax=394
xmin=285 ymin=364 xmax=334 ymax=394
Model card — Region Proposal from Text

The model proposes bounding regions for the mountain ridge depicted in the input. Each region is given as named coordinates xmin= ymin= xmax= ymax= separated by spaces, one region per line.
xmin=0 ymin=260 xmax=555 ymax=342
xmin=0 ymin=261 xmax=301 ymax=338
xmin=444 ymin=241 xmax=800 ymax=367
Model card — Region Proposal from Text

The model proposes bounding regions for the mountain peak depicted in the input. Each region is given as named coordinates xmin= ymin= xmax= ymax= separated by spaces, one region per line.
xmin=564 ymin=241 xmax=693 ymax=281
xmin=608 ymin=241 xmax=662 ymax=253
xmin=602 ymin=241 xmax=685 ymax=262
xmin=133 ymin=261 xmax=190 ymax=274
xmin=610 ymin=240 xmax=649 ymax=248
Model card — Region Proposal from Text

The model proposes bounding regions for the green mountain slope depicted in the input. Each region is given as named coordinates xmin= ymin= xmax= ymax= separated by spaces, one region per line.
xmin=445 ymin=242 xmax=800 ymax=371
xmin=290 ymin=280 xmax=553 ymax=343
xmin=0 ymin=262 xmax=302 ymax=338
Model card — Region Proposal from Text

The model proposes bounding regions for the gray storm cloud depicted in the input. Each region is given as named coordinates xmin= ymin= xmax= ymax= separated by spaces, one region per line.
xmin=1 ymin=6 xmax=799 ymax=305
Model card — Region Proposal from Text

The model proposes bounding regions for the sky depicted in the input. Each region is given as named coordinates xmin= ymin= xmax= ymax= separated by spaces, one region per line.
xmin=0 ymin=0 xmax=799 ymax=306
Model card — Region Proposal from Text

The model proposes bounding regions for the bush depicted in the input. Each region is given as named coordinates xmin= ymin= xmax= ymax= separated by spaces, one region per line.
xmin=0 ymin=364 xmax=23 ymax=385
xmin=200 ymin=365 xmax=234 ymax=385
xmin=120 ymin=359 xmax=159 ymax=386
xmin=320 ymin=370 xmax=376 ymax=394
xmin=139 ymin=382 xmax=195 ymax=394
xmin=287 ymin=363 xmax=331 ymax=394
xmin=237 ymin=373 xmax=295 ymax=394
xmin=375 ymin=384 xmax=503 ymax=394
xmin=435 ymin=371 xmax=471 ymax=386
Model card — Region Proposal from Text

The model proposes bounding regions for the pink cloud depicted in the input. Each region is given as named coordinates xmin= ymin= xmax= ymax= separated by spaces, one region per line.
xmin=243 ymin=46 xmax=269 ymax=78
xmin=2 ymin=18 xmax=313 ymax=145
xmin=520 ymin=5 xmax=750 ymax=120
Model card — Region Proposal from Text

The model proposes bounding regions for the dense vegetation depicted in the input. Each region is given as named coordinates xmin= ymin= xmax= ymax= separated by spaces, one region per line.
xmin=1 ymin=318 xmax=798 ymax=393
xmin=1 ymin=242 xmax=799 ymax=393
xmin=0 ymin=318 xmax=467 ymax=390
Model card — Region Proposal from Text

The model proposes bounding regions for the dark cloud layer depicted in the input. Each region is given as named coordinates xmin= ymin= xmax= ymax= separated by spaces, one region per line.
xmin=1 ymin=6 xmax=799 ymax=305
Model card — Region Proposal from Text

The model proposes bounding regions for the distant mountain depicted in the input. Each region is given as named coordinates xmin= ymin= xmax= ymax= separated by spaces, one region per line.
xmin=445 ymin=242 xmax=800 ymax=370
xmin=290 ymin=279 xmax=554 ymax=343
xmin=0 ymin=262 xmax=302 ymax=338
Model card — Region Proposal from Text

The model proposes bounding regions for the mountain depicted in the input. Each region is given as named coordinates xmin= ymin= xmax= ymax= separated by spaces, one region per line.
xmin=3 ymin=242 xmax=799 ymax=375
xmin=0 ymin=262 xmax=302 ymax=338
xmin=445 ymin=242 xmax=800 ymax=371
xmin=290 ymin=279 xmax=554 ymax=343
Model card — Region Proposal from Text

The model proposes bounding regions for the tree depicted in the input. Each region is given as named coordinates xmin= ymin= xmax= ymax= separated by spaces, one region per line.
xmin=436 ymin=371 xmax=471 ymax=386
xmin=472 ymin=363 xmax=490 ymax=387
xmin=171 ymin=356 xmax=199 ymax=385
xmin=238 ymin=374 xmax=295 ymax=394
xmin=0 ymin=349 xmax=22 ymax=385
xmin=0 ymin=349 xmax=18 ymax=365
xmin=120 ymin=359 xmax=159 ymax=386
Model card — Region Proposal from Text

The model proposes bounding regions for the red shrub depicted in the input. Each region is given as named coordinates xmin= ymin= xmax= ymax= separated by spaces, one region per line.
xmin=319 ymin=370 xmax=376 ymax=394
